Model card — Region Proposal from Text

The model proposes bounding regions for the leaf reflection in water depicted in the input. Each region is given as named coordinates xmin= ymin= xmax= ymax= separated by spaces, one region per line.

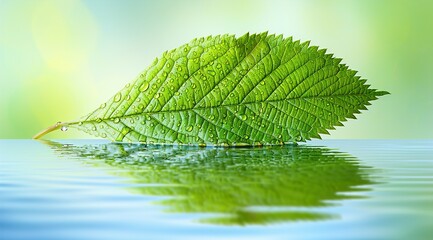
xmin=46 ymin=141 xmax=374 ymax=225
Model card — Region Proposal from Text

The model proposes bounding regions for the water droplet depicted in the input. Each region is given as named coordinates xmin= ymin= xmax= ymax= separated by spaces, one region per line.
xmin=216 ymin=63 xmax=222 ymax=69
xmin=100 ymin=103 xmax=106 ymax=109
xmin=130 ymin=119 xmax=135 ymax=124
xmin=139 ymin=83 xmax=149 ymax=92
xmin=96 ymin=118 xmax=102 ymax=123
xmin=175 ymin=91 xmax=180 ymax=96
xmin=114 ymin=118 xmax=120 ymax=123
xmin=154 ymin=93 xmax=161 ymax=99
xmin=207 ymin=70 xmax=216 ymax=76
xmin=92 ymin=126 xmax=97 ymax=131
xmin=166 ymin=62 xmax=171 ymax=68
xmin=278 ymin=134 xmax=282 ymax=139
xmin=241 ymin=115 xmax=247 ymax=121
xmin=141 ymin=121 xmax=145 ymax=125
xmin=244 ymin=135 xmax=249 ymax=139
xmin=78 ymin=122 xmax=83 ymax=126
xmin=60 ymin=126 xmax=68 ymax=132
xmin=191 ymin=84 xmax=197 ymax=89
xmin=101 ymin=133 xmax=107 ymax=138
xmin=186 ymin=125 xmax=193 ymax=132
xmin=125 ymin=83 xmax=131 ymax=88
xmin=114 ymin=93 xmax=122 ymax=102
xmin=240 ymin=69 xmax=247 ymax=75
xmin=177 ymin=66 xmax=182 ymax=71
xmin=210 ymin=115 xmax=215 ymax=120
xmin=183 ymin=74 xmax=189 ymax=79
xmin=163 ymin=72 xmax=167 ymax=77
xmin=260 ymin=81 xmax=265 ymax=85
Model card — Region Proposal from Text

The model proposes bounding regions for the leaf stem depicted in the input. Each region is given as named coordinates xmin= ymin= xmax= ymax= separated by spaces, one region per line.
xmin=33 ymin=122 xmax=66 ymax=139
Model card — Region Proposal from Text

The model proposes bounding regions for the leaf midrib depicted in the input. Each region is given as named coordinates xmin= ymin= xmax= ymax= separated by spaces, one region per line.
xmin=71 ymin=92 xmax=378 ymax=125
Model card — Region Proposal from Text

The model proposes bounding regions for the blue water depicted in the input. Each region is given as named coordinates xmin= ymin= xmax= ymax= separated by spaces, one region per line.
xmin=1 ymin=140 xmax=432 ymax=240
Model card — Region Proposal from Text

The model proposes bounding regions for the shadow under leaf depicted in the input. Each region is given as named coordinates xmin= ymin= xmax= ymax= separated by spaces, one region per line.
xmin=44 ymin=141 xmax=375 ymax=225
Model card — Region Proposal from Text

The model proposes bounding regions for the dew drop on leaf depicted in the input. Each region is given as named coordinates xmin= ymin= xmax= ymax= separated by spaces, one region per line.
xmin=60 ymin=126 xmax=68 ymax=132
xmin=241 ymin=115 xmax=247 ymax=121
xmin=186 ymin=125 xmax=193 ymax=132
xmin=139 ymin=83 xmax=149 ymax=92
xmin=114 ymin=118 xmax=120 ymax=123
xmin=114 ymin=93 xmax=122 ymax=102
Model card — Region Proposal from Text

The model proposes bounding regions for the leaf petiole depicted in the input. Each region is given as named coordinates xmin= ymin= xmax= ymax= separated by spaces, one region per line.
xmin=33 ymin=122 xmax=67 ymax=139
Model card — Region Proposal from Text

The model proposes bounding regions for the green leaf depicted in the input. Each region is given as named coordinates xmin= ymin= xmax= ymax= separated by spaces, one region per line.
xmin=34 ymin=32 xmax=389 ymax=145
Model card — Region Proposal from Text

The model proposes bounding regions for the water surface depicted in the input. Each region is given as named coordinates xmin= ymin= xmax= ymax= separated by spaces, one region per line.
xmin=1 ymin=140 xmax=432 ymax=239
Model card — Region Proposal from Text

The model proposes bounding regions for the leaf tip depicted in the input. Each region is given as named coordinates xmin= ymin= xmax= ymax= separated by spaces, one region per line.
xmin=375 ymin=90 xmax=391 ymax=96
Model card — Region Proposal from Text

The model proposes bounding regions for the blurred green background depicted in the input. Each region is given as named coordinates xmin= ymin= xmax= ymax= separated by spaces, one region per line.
xmin=1 ymin=0 xmax=432 ymax=139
